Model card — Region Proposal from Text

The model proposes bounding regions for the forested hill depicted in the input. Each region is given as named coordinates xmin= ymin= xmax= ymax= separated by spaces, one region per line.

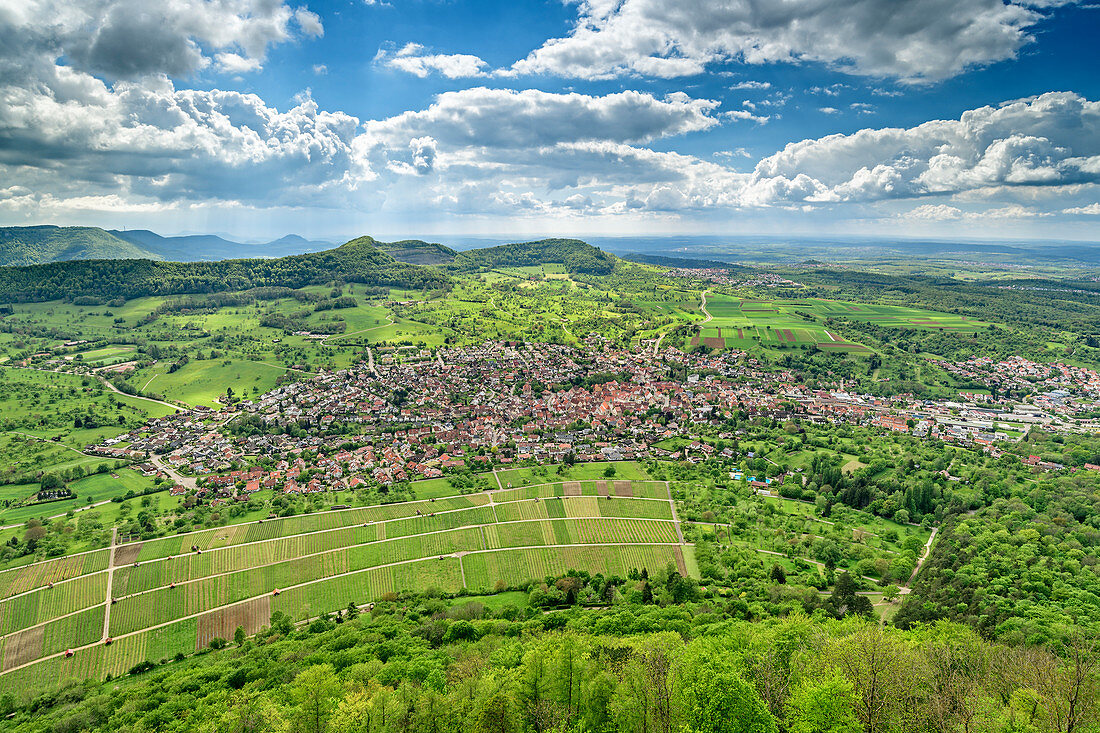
xmin=450 ymin=238 xmax=617 ymax=274
xmin=0 ymin=236 xmax=447 ymax=302
xmin=375 ymin=239 xmax=457 ymax=265
xmin=622 ymin=253 xmax=750 ymax=271
xmin=0 ymin=225 xmax=160 ymax=266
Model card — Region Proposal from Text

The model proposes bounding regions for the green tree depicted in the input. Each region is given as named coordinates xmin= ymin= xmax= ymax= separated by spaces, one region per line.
xmin=678 ymin=641 xmax=777 ymax=733
xmin=785 ymin=676 xmax=862 ymax=733
xmin=291 ymin=664 xmax=338 ymax=733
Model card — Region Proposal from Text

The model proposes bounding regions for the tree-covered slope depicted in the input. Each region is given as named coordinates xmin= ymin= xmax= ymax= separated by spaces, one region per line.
xmin=5 ymin=601 xmax=1097 ymax=733
xmin=0 ymin=226 xmax=160 ymax=266
xmin=0 ymin=235 xmax=448 ymax=302
xmin=450 ymin=238 xmax=617 ymax=274
xmin=894 ymin=454 xmax=1100 ymax=643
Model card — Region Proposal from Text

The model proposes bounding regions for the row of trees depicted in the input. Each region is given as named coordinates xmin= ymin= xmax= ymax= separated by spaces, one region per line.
xmin=9 ymin=602 xmax=1097 ymax=733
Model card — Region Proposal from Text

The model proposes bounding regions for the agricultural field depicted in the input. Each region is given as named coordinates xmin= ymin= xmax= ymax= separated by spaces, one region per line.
xmin=0 ymin=479 xmax=695 ymax=688
xmin=686 ymin=294 xmax=989 ymax=353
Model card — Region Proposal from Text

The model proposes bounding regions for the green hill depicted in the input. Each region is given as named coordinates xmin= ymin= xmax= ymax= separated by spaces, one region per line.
xmin=451 ymin=238 xmax=617 ymax=274
xmin=0 ymin=226 xmax=160 ymax=266
xmin=0 ymin=235 xmax=447 ymax=302
xmin=375 ymin=239 xmax=457 ymax=265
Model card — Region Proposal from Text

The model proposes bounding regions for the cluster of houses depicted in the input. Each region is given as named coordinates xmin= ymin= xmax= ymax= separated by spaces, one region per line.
xmin=934 ymin=356 xmax=1100 ymax=404
xmin=664 ymin=268 xmax=803 ymax=289
xmin=83 ymin=341 xmax=1098 ymax=502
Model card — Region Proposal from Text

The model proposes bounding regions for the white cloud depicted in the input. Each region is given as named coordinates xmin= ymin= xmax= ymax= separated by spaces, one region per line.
xmin=216 ymin=52 xmax=263 ymax=74
xmin=901 ymin=204 xmax=964 ymax=220
xmin=729 ymin=80 xmax=770 ymax=90
xmin=378 ymin=43 xmax=489 ymax=78
xmin=362 ymin=87 xmax=721 ymax=150
xmin=819 ymin=107 xmax=840 ymax=114
xmin=508 ymin=0 xmax=1054 ymax=82
xmin=900 ymin=203 xmax=1051 ymax=220
xmin=725 ymin=109 xmax=769 ymax=124
xmin=741 ymin=92 xmax=1100 ymax=206
xmin=4 ymin=0 xmax=323 ymax=80
xmin=1063 ymin=203 xmax=1100 ymax=215
xmin=294 ymin=9 xmax=324 ymax=38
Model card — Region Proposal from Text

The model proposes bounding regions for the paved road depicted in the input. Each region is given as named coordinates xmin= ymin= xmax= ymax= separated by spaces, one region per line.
xmin=700 ymin=289 xmax=713 ymax=323
xmin=150 ymin=456 xmax=197 ymax=491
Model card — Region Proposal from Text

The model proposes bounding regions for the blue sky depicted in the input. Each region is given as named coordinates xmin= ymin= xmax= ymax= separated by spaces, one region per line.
xmin=1 ymin=0 xmax=1099 ymax=241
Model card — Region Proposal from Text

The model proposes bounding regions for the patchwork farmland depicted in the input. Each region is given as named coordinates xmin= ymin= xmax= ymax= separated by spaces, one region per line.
xmin=687 ymin=294 xmax=989 ymax=352
xmin=0 ymin=480 xmax=693 ymax=691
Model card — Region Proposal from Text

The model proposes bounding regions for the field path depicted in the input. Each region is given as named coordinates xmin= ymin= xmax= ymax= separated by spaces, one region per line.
xmin=321 ymin=313 xmax=395 ymax=346
xmin=902 ymin=526 xmax=938 ymax=592
xmin=102 ymin=527 xmax=117 ymax=641
xmin=96 ymin=374 xmax=180 ymax=411
xmin=665 ymin=481 xmax=685 ymax=544
xmin=238 ymin=359 xmax=311 ymax=375
xmin=488 ymin=487 xmax=500 ymax=523
xmin=699 ymin=289 xmax=713 ymax=324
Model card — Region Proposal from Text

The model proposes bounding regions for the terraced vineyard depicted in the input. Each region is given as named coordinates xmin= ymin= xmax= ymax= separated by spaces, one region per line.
xmin=0 ymin=480 xmax=693 ymax=691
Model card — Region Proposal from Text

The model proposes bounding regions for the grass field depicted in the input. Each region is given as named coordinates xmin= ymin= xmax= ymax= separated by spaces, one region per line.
xmin=684 ymin=294 xmax=989 ymax=353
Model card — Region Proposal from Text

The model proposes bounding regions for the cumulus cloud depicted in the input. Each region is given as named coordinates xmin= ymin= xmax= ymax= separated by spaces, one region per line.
xmin=5 ymin=0 xmax=323 ymax=81
xmin=0 ymin=72 xmax=362 ymax=204
xmin=741 ymin=92 xmax=1100 ymax=206
xmin=378 ymin=43 xmax=489 ymax=78
xmin=2 ymin=0 xmax=1096 ymax=231
xmin=362 ymin=88 xmax=721 ymax=150
xmin=508 ymin=0 xmax=1060 ymax=82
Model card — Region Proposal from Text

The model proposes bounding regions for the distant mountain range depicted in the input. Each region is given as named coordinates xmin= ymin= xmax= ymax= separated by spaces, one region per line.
xmin=0 ymin=225 xmax=334 ymax=266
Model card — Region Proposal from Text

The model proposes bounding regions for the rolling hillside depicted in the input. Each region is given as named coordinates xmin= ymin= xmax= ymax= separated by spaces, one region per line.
xmin=0 ymin=236 xmax=448 ymax=302
xmin=0 ymin=226 xmax=159 ymax=266
xmin=111 ymin=230 xmax=332 ymax=262
xmin=449 ymin=238 xmax=617 ymax=275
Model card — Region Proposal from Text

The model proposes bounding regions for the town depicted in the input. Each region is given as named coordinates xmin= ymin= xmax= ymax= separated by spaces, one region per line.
xmin=87 ymin=341 xmax=1100 ymax=502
